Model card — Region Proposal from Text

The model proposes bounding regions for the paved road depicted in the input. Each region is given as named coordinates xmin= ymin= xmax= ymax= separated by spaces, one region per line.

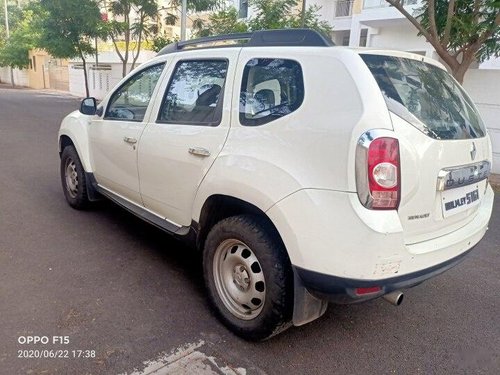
xmin=1 ymin=87 xmax=499 ymax=375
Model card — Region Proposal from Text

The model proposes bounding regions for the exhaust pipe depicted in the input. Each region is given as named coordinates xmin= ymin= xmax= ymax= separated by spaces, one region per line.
xmin=383 ymin=291 xmax=404 ymax=306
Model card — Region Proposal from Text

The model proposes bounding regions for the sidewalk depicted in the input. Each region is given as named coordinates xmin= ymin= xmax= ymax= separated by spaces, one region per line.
xmin=0 ymin=82 xmax=24 ymax=89
xmin=0 ymin=82 xmax=82 ymax=99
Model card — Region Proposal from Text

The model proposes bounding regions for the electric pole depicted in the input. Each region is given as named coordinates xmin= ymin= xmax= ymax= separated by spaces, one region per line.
xmin=180 ymin=0 xmax=187 ymax=41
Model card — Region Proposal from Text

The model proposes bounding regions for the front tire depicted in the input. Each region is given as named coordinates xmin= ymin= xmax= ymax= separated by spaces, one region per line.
xmin=203 ymin=215 xmax=293 ymax=341
xmin=60 ymin=146 xmax=90 ymax=209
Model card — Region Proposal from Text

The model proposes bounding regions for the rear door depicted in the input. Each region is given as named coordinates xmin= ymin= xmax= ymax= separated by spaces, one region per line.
xmin=361 ymin=54 xmax=491 ymax=245
xmin=138 ymin=49 xmax=238 ymax=227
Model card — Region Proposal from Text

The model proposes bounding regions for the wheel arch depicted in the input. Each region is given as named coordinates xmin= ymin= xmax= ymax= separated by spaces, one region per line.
xmin=195 ymin=194 xmax=287 ymax=255
xmin=59 ymin=134 xmax=74 ymax=154
xmin=58 ymin=112 xmax=93 ymax=173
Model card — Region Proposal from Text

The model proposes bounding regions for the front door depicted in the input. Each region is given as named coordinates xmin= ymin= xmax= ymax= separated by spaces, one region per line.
xmin=89 ymin=63 xmax=166 ymax=204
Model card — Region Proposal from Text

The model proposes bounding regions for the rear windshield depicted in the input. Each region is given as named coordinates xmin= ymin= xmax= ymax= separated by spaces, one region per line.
xmin=361 ymin=54 xmax=485 ymax=140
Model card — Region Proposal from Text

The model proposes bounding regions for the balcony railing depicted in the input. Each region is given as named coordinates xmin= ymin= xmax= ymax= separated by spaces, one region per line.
xmin=364 ymin=0 xmax=418 ymax=9
xmin=335 ymin=0 xmax=354 ymax=17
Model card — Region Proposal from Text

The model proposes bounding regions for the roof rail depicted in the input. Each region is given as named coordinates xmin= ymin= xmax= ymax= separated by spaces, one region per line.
xmin=157 ymin=29 xmax=334 ymax=56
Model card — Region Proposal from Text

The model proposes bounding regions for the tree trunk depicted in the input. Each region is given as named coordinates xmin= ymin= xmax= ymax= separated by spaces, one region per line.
xmin=82 ymin=57 xmax=90 ymax=97
xmin=9 ymin=66 xmax=15 ymax=87
xmin=452 ymin=63 xmax=469 ymax=84
xmin=131 ymin=18 xmax=144 ymax=71
xmin=123 ymin=13 xmax=130 ymax=77
xmin=131 ymin=39 xmax=141 ymax=71
xmin=95 ymin=37 xmax=99 ymax=68
xmin=110 ymin=34 xmax=126 ymax=76
xmin=122 ymin=59 xmax=127 ymax=77
xmin=451 ymin=50 xmax=477 ymax=84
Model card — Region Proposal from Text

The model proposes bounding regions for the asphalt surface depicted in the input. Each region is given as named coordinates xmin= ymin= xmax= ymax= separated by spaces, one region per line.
xmin=1 ymin=86 xmax=499 ymax=375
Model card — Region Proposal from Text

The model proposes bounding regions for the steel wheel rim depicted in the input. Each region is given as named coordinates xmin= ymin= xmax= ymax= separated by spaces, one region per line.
xmin=213 ymin=239 xmax=266 ymax=320
xmin=65 ymin=158 xmax=78 ymax=199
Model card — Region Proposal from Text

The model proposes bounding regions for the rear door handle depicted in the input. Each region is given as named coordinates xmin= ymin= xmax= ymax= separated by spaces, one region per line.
xmin=123 ymin=136 xmax=137 ymax=144
xmin=188 ymin=147 xmax=210 ymax=157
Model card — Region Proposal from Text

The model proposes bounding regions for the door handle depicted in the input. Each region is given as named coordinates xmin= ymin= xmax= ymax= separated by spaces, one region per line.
xmin=123 ymin=136 xmax=137 ymax=144
xmin=188 ymin=147 xmax=211 ymax=157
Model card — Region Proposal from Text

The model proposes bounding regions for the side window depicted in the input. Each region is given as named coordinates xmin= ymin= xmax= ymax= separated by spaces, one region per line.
xmin=105 ymin=63 xmax=165 ymax=122
xmin=240 ymin=58 xmax=304 ymax=126
xmin=158 ymin=60 xmax=228 ymax=126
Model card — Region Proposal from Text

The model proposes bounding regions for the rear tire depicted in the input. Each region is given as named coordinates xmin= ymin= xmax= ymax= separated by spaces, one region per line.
xmin=203 ymin=214 xmax=293 ymax=341
xmin=60 ymin=146 xmax=90 ymax=209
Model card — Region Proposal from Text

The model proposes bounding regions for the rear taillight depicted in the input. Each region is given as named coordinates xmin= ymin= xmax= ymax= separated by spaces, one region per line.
xmin=368 ymin=138 xmax=400 ymax=209
xmin=356 ymin=132 xmax=401 ymax=210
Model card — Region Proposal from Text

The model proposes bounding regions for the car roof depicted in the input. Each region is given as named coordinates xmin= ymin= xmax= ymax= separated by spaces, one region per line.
xmin=153 ymin=29 xmax=446 ymax=71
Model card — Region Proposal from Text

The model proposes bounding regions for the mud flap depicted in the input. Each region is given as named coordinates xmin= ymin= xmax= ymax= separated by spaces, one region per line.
xmin=85 ymin=172 xmax=103 ymax=202
xmin=292 ymin=268 xmax=328 ymax=326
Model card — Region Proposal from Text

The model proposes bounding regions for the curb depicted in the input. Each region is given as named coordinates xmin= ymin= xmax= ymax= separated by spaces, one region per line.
xmin=0 ymin=84 xmax=82 ymax=99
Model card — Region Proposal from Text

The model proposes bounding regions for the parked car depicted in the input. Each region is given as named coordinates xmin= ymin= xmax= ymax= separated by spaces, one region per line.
xmin=58 ymin=29 xmax=494 ymax=341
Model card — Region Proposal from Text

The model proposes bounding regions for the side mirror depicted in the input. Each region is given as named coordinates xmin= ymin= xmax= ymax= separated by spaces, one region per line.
xmin=80 ymin=97 xmax=97 ymax=115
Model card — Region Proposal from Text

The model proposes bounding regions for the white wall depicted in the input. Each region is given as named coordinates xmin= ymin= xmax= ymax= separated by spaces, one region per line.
xmin=0 ymin=67 xmax=29 ymax=87
xmin=367 ymin=23 xmax=433 ymax=55
xmin=68 ymin=50 xmax=156 ymax=99
xmin=69 ymin=63 xmax=124 ymax=99
xmin=309 ymin=0 xmax=336 ymax=23
xmin=463 ymin=69 xmax=500 ymax=173
xmin=480 ymin=57 xmax=500 ymax=69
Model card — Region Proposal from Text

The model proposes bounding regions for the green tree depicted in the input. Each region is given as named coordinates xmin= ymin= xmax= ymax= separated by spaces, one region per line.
xmin=386 ymin=0 xmax=500 ymax=83
xmin=37 ymin=0 xmax=102 ymax=97
xmin=248 ymin=0 xmax=298 ymax=30
xmin=151 ymin=32 xmax=178 ymax=52
xmin=107 ymin=0 xmax=158 ymax=77
xmin=0 ymin=8 xmax=38 ymax=70
xmin=0 ymin=1 xmax=24 ymax=79
xmin=0 ymin=2 xmax=23 ymax=38
xmin=170 ymin=0 xmax=222 ymax=12
xmin=193 ymin=0 xmax=331 ymax=38
xmin=162 ymin=0 xmax=223 ymax=27
xmin=193 ymin=7 xmax=248 ymax=37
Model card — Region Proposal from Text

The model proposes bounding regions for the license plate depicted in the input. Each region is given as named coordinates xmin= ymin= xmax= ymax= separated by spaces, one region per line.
xmin=441 ymin=185 xmax=481 ymax=218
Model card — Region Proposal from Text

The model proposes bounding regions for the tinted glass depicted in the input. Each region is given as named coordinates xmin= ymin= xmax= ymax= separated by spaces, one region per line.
xmin=240 ymin=58 xmax=304 ymax=126
xmin=158 ymin=60 xmax=228 ymax=126
xmin=105 ymin=63 xmax=165 ymax=122
xmin=361 ymin=54 xmax=485 ymax=140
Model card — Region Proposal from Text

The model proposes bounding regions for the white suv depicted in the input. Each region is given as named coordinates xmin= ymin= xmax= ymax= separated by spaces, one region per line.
xmin=58 ymin=29 xmax=494 ymax=340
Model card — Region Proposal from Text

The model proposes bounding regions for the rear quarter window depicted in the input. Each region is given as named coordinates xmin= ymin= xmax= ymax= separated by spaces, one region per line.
xmin=239 ymin=58 xmax=304 ymax=126
xmin=361 ymin=54 xmax=486 ymax=140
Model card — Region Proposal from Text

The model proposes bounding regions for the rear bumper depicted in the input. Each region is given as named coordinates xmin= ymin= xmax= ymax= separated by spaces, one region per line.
xmin=295 ymin=245 xmax=475 ymax=304
xmin=267 ymin=186 xmax=493 ymax=281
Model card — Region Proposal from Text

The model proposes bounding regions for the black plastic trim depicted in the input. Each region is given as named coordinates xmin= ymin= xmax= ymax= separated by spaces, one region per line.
xmin=157 ymin=29 xmax=334 ymax=56
xmin=247 ymin=29 xmax=334 ymax=47
xmin=85 ymin=172 xmax=102 ymax=202
xmin=95 ymin=184 xmax=190 ymax=236
xmin=295 ymin=246 xmax=475 ymax=304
